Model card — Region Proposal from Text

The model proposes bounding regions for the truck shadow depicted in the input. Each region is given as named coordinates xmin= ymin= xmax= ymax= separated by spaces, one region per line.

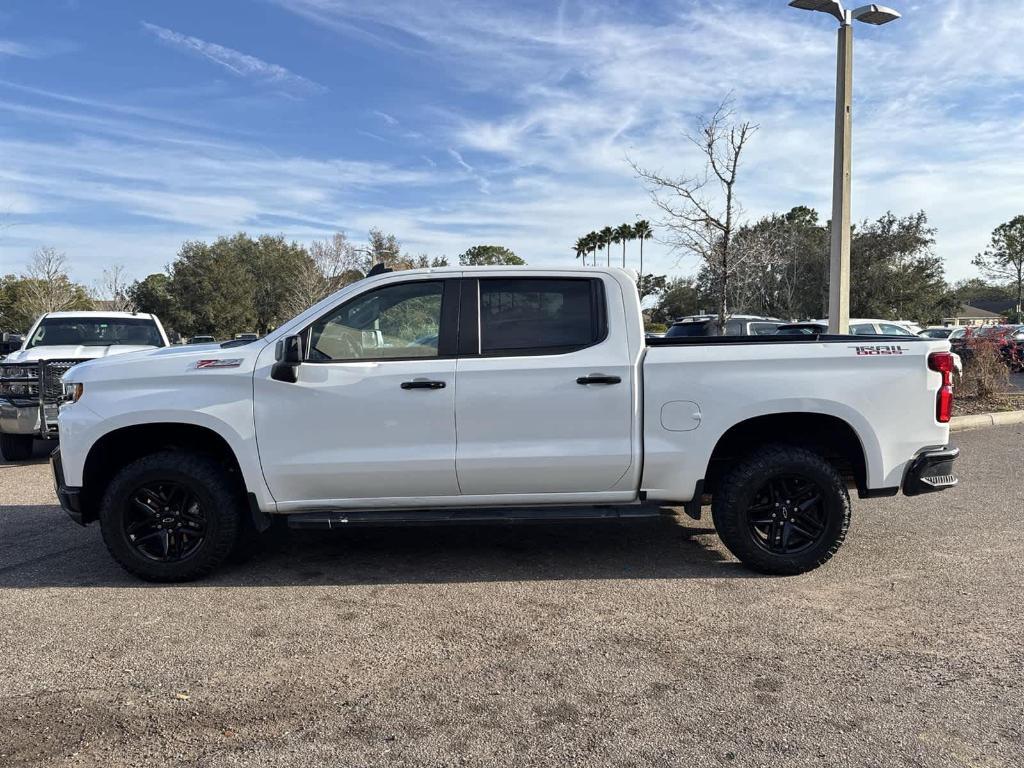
xmin=0 ymin=507 xmax=767 ymax=588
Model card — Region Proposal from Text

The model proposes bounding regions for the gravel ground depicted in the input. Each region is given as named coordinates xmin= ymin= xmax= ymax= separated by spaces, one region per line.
xmin=1 ymin=427 xmax=1022 ymax=767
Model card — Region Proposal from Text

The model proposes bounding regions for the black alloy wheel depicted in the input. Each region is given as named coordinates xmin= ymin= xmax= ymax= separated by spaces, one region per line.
xmin=124 ymin=481 xmax=208 ymax=562
xmin=744 ymin=474 xmax=827 ymax=555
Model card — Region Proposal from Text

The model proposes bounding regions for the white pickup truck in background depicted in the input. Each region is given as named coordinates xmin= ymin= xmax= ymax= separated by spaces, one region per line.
xmin=51 ymin=267 xmax=959 ymax=581
xmin=0 ymin=311 xmax=169 ymax=460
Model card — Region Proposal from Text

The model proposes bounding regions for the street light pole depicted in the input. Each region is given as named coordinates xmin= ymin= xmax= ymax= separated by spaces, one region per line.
xmin=829 ymin=12 xmax=853 ymax=335
xmin=788 ymin=2 xmax=901 ymax=334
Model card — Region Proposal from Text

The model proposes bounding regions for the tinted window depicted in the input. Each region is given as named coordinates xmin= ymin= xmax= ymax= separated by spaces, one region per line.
xmin=879 ymin=323 xmax=913 ymax=336
xmin=27 ymin=317 xmax=164 ymax=348
xmin=665 ymin=321 xmax=712 ymax=337
xmin=479 ymin=278 xmax=602 ymax=355
xmin=850 ymin=323 xmax=875 ymax=335
xmin=307 ymin=281 xmax=443 ymax=361
xmin=749 ymin=322 xmax=783 ymax=336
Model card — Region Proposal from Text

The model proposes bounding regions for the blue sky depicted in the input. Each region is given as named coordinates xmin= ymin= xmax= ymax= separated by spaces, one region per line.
xmin=1 ymin=0 xmax=1022 ymax=287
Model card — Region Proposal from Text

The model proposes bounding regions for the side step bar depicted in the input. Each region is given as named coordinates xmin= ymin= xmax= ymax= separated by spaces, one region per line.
xmin=286 ymin=505 xmax=666 ymax=529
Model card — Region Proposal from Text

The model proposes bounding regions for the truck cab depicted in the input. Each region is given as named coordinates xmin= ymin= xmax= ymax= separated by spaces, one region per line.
xmin=51 ymin=267 xmax=958 ymax=581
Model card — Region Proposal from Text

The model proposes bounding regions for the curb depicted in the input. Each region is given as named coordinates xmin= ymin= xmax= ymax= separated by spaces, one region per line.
xmin=950 ymin=410 xmax=1024 ymax=432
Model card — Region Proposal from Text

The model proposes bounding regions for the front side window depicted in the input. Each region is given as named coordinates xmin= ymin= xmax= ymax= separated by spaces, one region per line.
xmin=478 ymin=278 xmax=603 ymax=355
xmin=307 ymin=281 xmax=443 ymax=361
xmin=27 ymin=317 xmax=164 ymax=348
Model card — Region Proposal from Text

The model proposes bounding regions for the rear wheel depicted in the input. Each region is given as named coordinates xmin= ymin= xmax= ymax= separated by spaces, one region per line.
xmin=0 ymin=433 xmax=33 ymax=461
xmin=99 ymin=451 xmax=243 ymax=582
xmin=711 ymin=444 xmax=851 ymax=575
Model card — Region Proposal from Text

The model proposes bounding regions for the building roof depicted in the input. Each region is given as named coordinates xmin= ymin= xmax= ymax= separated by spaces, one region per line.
xmin=945 ymin=304 xmax=1004 ymax=319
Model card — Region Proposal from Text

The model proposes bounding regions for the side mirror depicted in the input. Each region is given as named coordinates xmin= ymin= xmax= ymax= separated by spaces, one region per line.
xmin=271 ymin=335 xmax=303 ymax=383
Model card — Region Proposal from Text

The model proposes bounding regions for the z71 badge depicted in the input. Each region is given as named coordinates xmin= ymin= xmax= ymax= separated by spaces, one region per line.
xmin=851 ymin=345 xmax=906 ymax=356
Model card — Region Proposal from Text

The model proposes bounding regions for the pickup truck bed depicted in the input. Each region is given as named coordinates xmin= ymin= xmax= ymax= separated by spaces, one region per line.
xmin=51 ymin=267 xmax=958 ymax=581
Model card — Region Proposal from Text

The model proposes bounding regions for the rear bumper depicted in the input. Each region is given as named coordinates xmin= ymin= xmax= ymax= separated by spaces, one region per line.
xmin=903 ymin=444 xmax=959 ymax=496
xmin=51 ymin=448 xmax=86 ymax=526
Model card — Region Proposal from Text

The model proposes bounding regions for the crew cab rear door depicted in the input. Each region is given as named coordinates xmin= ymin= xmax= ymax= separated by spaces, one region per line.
xmin=453 ymin=275 xmax=634 ymax=495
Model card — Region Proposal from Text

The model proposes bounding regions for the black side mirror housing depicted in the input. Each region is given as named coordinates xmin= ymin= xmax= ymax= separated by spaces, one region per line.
xmin=271 ymin=335 xmax=303 ymax=383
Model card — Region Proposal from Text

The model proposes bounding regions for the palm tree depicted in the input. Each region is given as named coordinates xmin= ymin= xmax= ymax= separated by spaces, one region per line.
xmin=589 ymin=231 xmax=601 ymax=264
xmin=573 ymin=236 xmax=588 ymax=266
xmin=614 ymin=223 xmax=634 ymax=268
xmin=599 ymin=226 xmax=614 ymax=267
xmin=633 ymin=219 xmax=654 ymax=283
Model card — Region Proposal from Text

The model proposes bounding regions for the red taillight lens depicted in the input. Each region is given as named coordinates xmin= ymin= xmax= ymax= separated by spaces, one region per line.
xmin=928 ymin=352 xmax=954 ymax=423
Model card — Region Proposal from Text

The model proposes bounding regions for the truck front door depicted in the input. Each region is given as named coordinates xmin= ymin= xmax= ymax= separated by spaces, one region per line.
xmin=454 ymin=276 xmax=634 ymax=495
xmin=254 ymin=278 xmax=460 ymax=507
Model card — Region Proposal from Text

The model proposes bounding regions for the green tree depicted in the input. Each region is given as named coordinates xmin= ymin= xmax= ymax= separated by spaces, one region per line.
xmin=849 ymin=211 xmax=957 ymax=324
xmin=167 ymin=233 xmax=313 ymax=338
xmin=633 ymin=220 xmax=654 ymax=283
xmin=973 ymin=215 xmax=1024 ymax=315
xmin=637 ymin=273 xmax=668 ymax=303
xmin=651 ymin=276 xmax=702 ymax=324
xmin=573 ymin=236 xmax=588 ymax=266
xmin=953 ymin=278 xmax=1013 ymax=306
xmin=614 ymin=223 xmax=634 ymax=268
xmin=458 ymin=245 xmax=525 ymax=266
xmin=129 ymin=273 xmax=179 ymax=326
xmin=599 ymin=226 xmax=614 ymax=267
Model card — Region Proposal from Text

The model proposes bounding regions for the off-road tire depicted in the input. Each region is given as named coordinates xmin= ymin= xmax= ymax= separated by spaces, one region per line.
xmin=99 ymin=451 xmax=243 ymax=582
xmin=0 ymin=433 xmax=33 ymax=461
xmin=711 ymin=444 xmax=851 ymax=575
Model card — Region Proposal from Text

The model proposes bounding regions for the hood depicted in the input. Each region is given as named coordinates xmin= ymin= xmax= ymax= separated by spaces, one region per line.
xmin=4 ymin=344 xmax=160 ymax=363
xmin=64 ymin=339 xmax=268 ymax=382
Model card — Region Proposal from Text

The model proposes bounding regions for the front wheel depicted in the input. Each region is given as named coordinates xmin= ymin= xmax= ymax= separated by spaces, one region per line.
xmin=711 ymin=445 xmax=851 ymax=575
xmin=99 ymin=451 xmax=243 ymax=582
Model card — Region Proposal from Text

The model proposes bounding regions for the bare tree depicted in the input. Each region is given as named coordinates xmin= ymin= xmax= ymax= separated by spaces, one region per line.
xmin=94 ymin=264 xmax=136 ymax=312
xmin=21 ymin=247 xmax=82 ymax=318
xmin=631 ymin=99 xmax=758 ymax=333
xmin=286 ymin=232 xmax=361 ymax=315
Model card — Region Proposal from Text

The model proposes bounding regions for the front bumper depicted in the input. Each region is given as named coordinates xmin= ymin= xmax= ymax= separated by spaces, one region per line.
xmin=51 ymin=448 xmax=86 ymax=526
xmin=0 ymin=398 xmax=42 ymax=436
xmin=903 ymin=444 xmax=959 ymax=496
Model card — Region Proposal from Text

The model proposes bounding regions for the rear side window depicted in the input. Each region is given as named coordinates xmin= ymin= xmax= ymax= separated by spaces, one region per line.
xmin=850 ymin=323 xmax=875 ymax=335
xmin=879 ymin=323 xmax=912 ymax=336
xmin=478 ymin=278 xmax=604 ymax=356
xmin=748 ymin=322 xmax=782 ymax=336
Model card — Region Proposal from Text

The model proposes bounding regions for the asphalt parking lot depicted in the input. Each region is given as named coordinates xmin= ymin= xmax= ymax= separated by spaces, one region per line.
xmin=1 ymin=426 xmax=1022 ymax=768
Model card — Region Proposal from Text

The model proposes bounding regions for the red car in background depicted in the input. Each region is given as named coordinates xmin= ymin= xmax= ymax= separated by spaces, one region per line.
xmin=956 ymin=324 xmax=1024 ymax=371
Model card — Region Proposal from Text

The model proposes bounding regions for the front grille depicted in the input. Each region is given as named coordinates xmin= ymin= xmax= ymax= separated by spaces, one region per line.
xmin=39 ymin=360 xmax=85 ymax=402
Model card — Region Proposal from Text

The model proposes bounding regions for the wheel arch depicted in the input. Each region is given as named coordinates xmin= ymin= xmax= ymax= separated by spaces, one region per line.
xmin=702 ymin=412 xmax=873 ymax=498
xmin=79 ymin=422 xmax=251 ymax=525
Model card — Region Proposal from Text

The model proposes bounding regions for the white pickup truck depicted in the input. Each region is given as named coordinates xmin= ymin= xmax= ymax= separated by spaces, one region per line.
xmin=1 ymin=311 xmax=169 ymax=460
xmin=51 ymin=267 xmax=959 ymax=581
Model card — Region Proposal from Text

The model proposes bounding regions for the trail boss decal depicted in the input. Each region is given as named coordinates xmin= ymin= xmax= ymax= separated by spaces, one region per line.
xmin=850 ymin=345 xmax=907 ymax=356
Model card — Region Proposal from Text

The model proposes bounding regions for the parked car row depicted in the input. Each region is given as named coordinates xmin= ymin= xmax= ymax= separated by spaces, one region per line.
xmin=662 ymin=316 xmax=925 ymax=339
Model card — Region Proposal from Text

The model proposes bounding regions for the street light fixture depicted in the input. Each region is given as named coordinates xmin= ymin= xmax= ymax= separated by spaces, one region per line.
xmin=788 ymin=1 xmax=900 ymax=334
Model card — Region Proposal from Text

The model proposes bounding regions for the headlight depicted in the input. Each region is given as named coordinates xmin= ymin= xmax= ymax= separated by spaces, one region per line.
xmin=64 ymin=382 xmax=84 ymax=403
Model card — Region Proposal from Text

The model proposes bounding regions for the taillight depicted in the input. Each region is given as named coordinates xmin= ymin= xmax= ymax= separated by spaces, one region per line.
xmin=928 ymin=352 xmax=954 ymax=423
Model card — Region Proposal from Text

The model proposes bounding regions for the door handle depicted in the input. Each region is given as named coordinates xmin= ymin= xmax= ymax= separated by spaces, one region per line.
xmin=401 ymin=379 xmax=446 ymax=390
xmin=576 ymin=374 xmax=622 ymax=385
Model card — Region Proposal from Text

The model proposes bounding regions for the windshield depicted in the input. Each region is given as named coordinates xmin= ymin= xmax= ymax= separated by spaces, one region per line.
xmin=27 ymin=317 xmax=164 ymax=349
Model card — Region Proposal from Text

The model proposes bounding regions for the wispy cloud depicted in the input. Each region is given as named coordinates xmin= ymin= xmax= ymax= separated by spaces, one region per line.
xmin=141 ymin=22 xmax=325 ymax=95
xmin=373 ymin=109 xmax=398 ymax=126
